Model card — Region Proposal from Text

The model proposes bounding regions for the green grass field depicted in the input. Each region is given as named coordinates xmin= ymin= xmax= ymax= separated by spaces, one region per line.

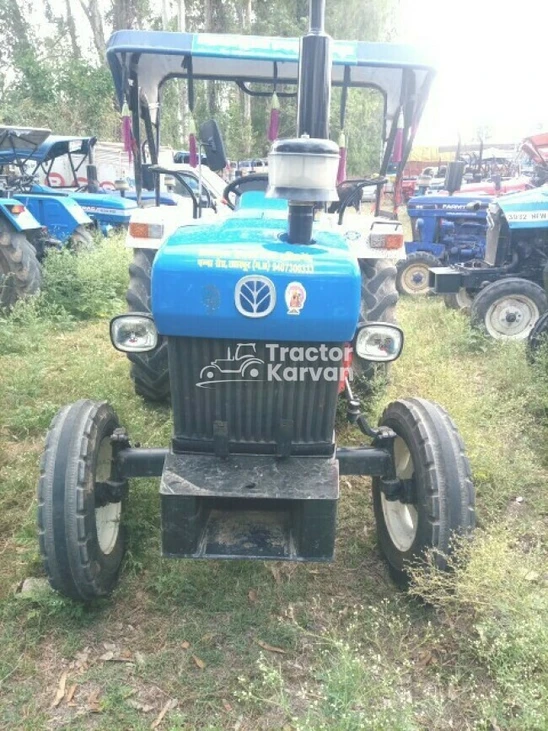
xmin=0 ymin=237 xmax=547 ymax=730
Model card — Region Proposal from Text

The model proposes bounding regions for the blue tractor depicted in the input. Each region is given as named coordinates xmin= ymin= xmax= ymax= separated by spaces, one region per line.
xmin=397 ymin=192 xmax=491 ymax=304
xmin=0 ymin=127 xmax=94 ymax=247
xmin=0 ymin=130 xmax=139 ymax=237
xmin=37 ymin=0 xmax=475 ymax=601
xmin=430 ymin=185 xmax=548 ymax=339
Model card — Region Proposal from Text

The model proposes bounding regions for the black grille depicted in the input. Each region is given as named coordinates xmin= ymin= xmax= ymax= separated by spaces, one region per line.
xmin=168 ymin=337 xmax=343 ymax=455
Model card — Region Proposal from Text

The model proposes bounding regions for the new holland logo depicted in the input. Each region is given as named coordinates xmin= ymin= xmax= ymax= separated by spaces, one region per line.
xmin=234 ymin=275 xmax=276 ymax=318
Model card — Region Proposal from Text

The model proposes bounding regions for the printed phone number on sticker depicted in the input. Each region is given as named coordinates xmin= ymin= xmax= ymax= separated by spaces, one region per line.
xmin=197 ymin=258 xmax=314 ymax=274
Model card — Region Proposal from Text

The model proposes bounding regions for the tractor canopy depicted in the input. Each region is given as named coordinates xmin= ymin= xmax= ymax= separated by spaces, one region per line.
xmin=520 ymin=133 xmax=548 ymax=168
xmin=0 ymin=126 xmax=51 ymax=166
xmin=17 ymin=136 xmax=96 ymax=164
xmin=106 ymin=30 xmax=435 ymax=180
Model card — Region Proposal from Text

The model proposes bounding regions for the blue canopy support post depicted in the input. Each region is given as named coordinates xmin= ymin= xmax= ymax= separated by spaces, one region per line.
xmin=129 ymin=59 xmax=143 ymax=206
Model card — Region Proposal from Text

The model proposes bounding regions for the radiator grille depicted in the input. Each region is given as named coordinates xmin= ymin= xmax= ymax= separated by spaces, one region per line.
xmin=168 ymin=337 xmax=343 ymax=454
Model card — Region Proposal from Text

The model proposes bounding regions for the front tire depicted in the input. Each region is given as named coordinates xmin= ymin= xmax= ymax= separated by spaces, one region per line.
xmin=470 ymin=278 xmax=547 ymax=340
xmin=37 ymin=400 xmax=127 ymax=601
xmin=396 ymin=252 xmax=441 ymax=296
xmin=373 ymin=398 xmax=475 ymax=586
xmin=0 ymin=220 xmax=41 ymax=308
xmin=443 ymin=288 xmax=474 ymax=313
xmin=70 ymin=225 xmax=94 ymax=251
xmin=126 ymin=249 xmax=170 ymax=403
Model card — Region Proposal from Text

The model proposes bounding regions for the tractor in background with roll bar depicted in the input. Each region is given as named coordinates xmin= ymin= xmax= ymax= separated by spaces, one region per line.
xmin=37 ymin=0 xmax=475 ymax=602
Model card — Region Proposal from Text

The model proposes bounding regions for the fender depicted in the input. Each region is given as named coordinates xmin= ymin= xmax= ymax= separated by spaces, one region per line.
xmin=323 ymin=214 xmax=407 ymax=260
xmin=125 ymin=200 xmax=219 ymax=250
xmin=13 ymin=193 xmax=92 ymax=243
xmin=0 ymin=198 xmax=42 ymax=232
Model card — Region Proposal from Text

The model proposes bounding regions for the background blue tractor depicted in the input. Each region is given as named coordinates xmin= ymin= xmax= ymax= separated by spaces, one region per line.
xmin=398 ymin=192 xmax=491 ymax=305
xmin=37 ymin=0 xmax=475 ymax=602
xmin=0 ymin=130 xmax=139 ymax=238
xmin=0 ymin=126 xmax=94 ymax=247
xmin=430 ymin=185 xmax=548 ymax=339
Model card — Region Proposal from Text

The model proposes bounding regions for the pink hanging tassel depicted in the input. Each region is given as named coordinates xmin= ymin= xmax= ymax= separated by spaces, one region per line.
xmin=188 ymin=115 xmax=198 ymax=168
xmin=391 ymin=112 xmax=403 ymax=165
xmin=337 ymin=130 xmax=347 ymax=185
xmin=121 ymin=101 xmax=133 ymax=163
xmin=267 ymin=92 xmax=280 ymax=142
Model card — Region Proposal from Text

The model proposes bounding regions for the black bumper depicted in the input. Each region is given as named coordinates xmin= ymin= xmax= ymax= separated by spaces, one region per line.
xmin=429 ymin=265 xmax=503 ymax=294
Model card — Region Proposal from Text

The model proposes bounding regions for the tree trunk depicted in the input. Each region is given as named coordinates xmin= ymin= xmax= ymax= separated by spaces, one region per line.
xmin=64 ymin=0 xmax=81 ymax=60
xmin=78 ymin=0 xmax=106 ymax=60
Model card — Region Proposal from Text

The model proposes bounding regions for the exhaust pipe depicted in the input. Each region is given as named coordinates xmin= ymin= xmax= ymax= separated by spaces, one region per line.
xmin=297 ymin=0 xmax=331 ymax=140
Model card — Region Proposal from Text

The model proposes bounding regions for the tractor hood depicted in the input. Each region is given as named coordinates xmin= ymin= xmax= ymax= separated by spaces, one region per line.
xmin=495 ymin=185 xmax=548 ymax=229
xmin=152 ymin=209 xmax=361 ymax=342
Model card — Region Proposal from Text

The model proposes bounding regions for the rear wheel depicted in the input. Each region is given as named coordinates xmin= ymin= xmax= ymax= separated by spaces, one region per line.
xmin=126 ymin=249 xmax=170 ymax=403
xmin=470 ymin=278 xmax=547 ymax=340
xmin=396 ymin=252 xmax=441 ymax=295
xmin=37 ymin=400 xmax=127 ymax=601
xmin=354 ymin=258 xmax=398 ymax=381
xmin=373 ymin=398 xmax=475 ymax=586
xmin=527 ymin=310 xmax=548 ymax=360
xmin=0 ymin=220 xmax=41 ymax=308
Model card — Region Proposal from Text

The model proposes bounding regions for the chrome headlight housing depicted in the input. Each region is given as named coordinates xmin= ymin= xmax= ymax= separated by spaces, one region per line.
xmin=110 ymin=313 xmax=158 ymax=353
xmin=354 ymin=323 xmax=404 ymax=362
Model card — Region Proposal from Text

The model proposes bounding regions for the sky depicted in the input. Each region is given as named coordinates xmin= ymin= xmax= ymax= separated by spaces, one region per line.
xmin=398 ymin=0 xmax=548 ymax=146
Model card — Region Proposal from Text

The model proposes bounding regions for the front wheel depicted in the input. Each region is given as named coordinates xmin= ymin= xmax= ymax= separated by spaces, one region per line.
xmin=470 ymin=278 xmax=547 ymax=340
xmin=37 ymin=400 xmax=127 ymax=601
xmin=443 ymin=288 xmax=474 ymax=313
xmin=70 ymin=225 xmax=95 ymax=251
xmin=373 ymin=398 xmax=475 ymax=586
xmin=396 ymin=252 xmax=441 ymax=296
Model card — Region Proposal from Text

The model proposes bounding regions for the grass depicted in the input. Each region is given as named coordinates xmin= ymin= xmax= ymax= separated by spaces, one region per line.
xmin=0 ymin=237 xmax=547 ymax=729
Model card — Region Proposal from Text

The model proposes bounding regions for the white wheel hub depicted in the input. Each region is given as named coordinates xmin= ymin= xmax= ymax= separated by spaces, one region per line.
xmin=485 ymin=296 xmax=539 ymax=340
xmin=95 ymin=437 xmax=121 ymax=555
xmin=401 ymin=263 xmax=430 ymax=294
xmin=381 ymin=436 xmax=418 ymax=552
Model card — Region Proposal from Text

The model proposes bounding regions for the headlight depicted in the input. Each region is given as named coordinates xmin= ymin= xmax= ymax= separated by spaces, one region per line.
xmin=354 ymin=323 xmax=404 ymax=362
xmin=110 ymin=314 xmax=158 ymax=352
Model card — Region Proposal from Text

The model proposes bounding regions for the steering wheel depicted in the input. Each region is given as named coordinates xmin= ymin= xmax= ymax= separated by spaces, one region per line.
xmin=222 ymin=173 xmax=269 ymax=210
xmin=336 ymin=177 xmax=387 ymax=224
xmin=9 ymin=173 xmax=36 ymax=191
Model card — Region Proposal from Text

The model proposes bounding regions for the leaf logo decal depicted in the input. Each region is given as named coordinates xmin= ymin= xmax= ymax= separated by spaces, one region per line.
xmin=234 ymin=275 xmax=276 ymax=318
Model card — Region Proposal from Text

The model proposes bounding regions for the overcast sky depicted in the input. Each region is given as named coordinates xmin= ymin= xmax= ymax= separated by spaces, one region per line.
xmin=399 ymin=0 xmax=548 ymax=145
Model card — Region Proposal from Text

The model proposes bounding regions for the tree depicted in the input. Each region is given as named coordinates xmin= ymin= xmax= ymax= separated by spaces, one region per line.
xmin=78 ymin=0 xmax=106 ymax=60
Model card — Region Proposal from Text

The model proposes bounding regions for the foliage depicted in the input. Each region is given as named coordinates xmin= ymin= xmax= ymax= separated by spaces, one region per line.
xmin=0 ymin=0 xmax=398 ymax=170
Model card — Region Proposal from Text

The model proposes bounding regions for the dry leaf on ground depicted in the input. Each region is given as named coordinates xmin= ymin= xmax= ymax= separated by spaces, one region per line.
xmin=151 ymin=698 xmax=178 ymax=729
xmin=192 ymin=654 xmax=206 ymax=669
xmin=256 ymin=640 xmax=286 ymax=654
xmin=51 ymin=672 xmax=67 ymax=708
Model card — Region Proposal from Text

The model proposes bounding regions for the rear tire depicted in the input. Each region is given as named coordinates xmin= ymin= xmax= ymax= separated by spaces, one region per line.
xmin=0 ymin=220 xmax=41 ymax=308
xmin=470 ymin=278 xmax=547 ymax=340
xmin=396 ymin=252 xmax=441 ymax=296
xmin=37 ymin=400 xmax=127 ymax=601
xmin=373 ymin=398 xmax=475 ymax=586
xmin=527 ymin=310 xmax=548 ymax=360
xmin=354 ymin=258 xmax=398 ymax=381
xmin=126 ymin=249 xmax=170 ymax=403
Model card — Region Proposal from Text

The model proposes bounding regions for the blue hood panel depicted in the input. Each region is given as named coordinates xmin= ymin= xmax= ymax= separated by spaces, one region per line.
xmin=497 ymin=185 xmax=548 ymax=229
xmin=152 ymin=212 xmax=361 ymax=342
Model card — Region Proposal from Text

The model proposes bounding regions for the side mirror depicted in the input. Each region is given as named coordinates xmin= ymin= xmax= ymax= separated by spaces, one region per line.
xmin=444 ymin=161 xmax=465 ymax=194
xmin=199 ymin=119 xmax=228 ymax=172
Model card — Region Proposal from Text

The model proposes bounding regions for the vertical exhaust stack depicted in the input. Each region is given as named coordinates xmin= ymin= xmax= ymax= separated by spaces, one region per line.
xmin=267 ymin=0 xmax=339 ymax=245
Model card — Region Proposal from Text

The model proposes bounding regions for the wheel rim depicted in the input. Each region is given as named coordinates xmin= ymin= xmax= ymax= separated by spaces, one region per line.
xmin=484 ymin=295 xmax=539 ymax=340
xmin=381 ymin=437 xmax=418 ymax=552
xmin=95 ymin=437 xmax=121 ymax=555
xmin=401 ymin=263 xmax=430 ymax=294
